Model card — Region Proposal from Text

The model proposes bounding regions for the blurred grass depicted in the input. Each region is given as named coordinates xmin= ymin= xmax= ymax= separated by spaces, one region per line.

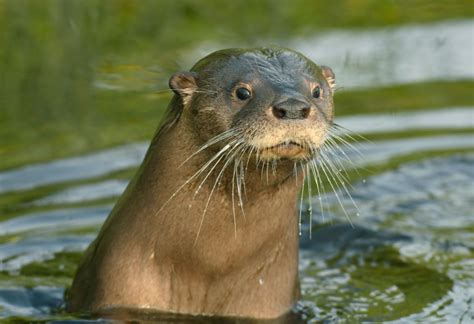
xmin=335 ymin=81 xmax=474 ymax=116
xmin=0 ymin=251 xmax=83 ymax=288
xmin=0 ymin=0 xmax=473 ymax=171
xmin=1 ymin=80 xmax=472 ymax=171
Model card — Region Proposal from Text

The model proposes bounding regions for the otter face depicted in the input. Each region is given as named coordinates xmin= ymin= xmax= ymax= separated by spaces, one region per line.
xmin=169 ymin=47 xmax=335 ymax=162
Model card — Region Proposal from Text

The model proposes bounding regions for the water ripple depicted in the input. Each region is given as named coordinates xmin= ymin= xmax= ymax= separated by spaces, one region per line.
xmin=294 ymin=20 xmax=474 ymax=88
xmin=1 ymin=109 xmax=472 ymax=197
xmin=0 ymin=144 xmax=146 ymax=194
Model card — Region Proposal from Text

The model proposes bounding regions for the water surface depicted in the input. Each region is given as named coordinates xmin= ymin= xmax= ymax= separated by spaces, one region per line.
xmin=0 ymin=2 xmax=473 ymax=323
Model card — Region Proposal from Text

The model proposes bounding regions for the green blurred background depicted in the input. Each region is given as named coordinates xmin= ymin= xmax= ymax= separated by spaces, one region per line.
xmin=1 ymin=0 xmax=473 ymax=171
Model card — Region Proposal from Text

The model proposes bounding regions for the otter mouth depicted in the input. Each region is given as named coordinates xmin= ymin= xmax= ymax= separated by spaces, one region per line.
xmin=267 ymin=141 xmax=303 ymax=150
xmin=260 ymin=140 xmax=308 ymax=159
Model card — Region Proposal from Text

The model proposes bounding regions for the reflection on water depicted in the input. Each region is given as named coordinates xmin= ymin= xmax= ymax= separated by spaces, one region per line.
xmin=0 ymin=4 xmax=473 ymax=322
xmin=1 ymin=108 xmax=473 ymax=322
xmin=192 ymin=20 xmax=474 ymax=89
xmin=0 ymin=287 xmax=63 ymax=318
xmin=338 ymin=107 xmax=474 ymax=134
xmin=0 ymin=144 xmax=146 ymax=194
xmin=300 ymin=154 xmax=474 ymax=322
xmin=1 ymin=108 xmax=472 ymax=196
xmin=295 ymin=20 xmax=474 ymax=88
xmin=33 ymin=180 xmax=128 ymax=206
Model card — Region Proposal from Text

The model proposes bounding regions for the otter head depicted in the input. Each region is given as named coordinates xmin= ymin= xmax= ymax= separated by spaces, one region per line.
xmin=169 ymin=47 xmax=335 ymax=163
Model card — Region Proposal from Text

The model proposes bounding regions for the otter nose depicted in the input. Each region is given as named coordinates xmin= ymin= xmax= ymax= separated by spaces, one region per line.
xmin=272 ymin=99 xmax=311 ymax=120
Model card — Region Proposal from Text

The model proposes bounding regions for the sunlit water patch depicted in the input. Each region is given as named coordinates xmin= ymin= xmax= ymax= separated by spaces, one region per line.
xmin=337 ymin=107 xmax=474 ymax=134
xmin=1 ymin=107 xmax=472 ymax=200
xmin=0 ymin=108 xmax=473 ymax=321
xmin=187 ymin=20 xmax=474 ymax=90
xmin=0 ymin=287 xmax=64 ymax=318
xmin=0 ymin=206 xmax=110 ymax=273
xmin=0 ymin=144 xmax=146 ymax=194
xmin=297 ymin=20 xmax=474 ymax=88
xmin=32 ymin=180 xmax=128 ymax=206
xmin=299 ymin=154 xmax=474 ymax=322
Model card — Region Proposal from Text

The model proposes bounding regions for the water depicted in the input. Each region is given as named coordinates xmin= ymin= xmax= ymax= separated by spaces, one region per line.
xmin=297 ymin=154 xmax=474 ymax=322
xmin=194 ymin=20 xmax=474 ymax=89
xmin=0 ymin=2 xmax=473 ymax=323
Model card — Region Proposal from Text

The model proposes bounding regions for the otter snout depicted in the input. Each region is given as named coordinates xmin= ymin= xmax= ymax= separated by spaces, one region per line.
xmin=272 ymin=98 xmax=311 ymax=120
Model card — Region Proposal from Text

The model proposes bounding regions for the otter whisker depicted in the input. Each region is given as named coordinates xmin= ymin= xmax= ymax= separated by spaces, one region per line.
xmin=191 ymin=89 xmax=220 ymax=95
xmin=324 ymin=134 xmax=370 ymax=182
xmin=272 ymin=159 xmax=278 ymax=177
xmin=326 ymin=134 xmax=366 ymax=174
xmin=194 ymin=141 xmax=246 ymax=245
xmin=298 ymin=161 xmax=306 ymax=236
xmin=308 ymin=158 xmax=326 ymax=224
xmin=327 ymin=129 xmax=364 ymax=159
xmin=294 ymin=162 xmax=299 ymax=187
xmin=317 ymin=153 xmax=354 ymax=227
xmin=229 ymin=140 xmax=255 ymax=222
xmin=156 ymin=138 xmax=238 ymax=216
xmin=259 ymin=160 xmax=266 ymax=181
xmin=237 ymin=145 xmax=253 ymax=203
xmin=231 ymin=159 xmax=237 ymax=237
xmin=192 ymin=139 xmax=245 ymax=199
xmin=255 ymin=147 xmax=262 ymax=170
xmin=229 ymin=143 xmax=253 ymax=236
xmin=265 ymin=160 xmax=270 ymax=184
xmin=320 ymin=141 xmax=353 ymax=185
xmin=235 ymin=148 xmax=248 ymax=219
xmin=321 ymin=140 xmax=358 ymax=192
xmin=236 ymin=126 xmax=259 ymax=172
xmin=244 ymin=143 xmax=258 ymax=179
xmin=305 ymin=163 xmax=313 ymax=239
xmin=323 ymin=138 xmax=359 ymax=180
xmin=157 ymin=88 xmax=219 ymax=95
xmin=319 ymin=149 xmax=360 ymax=215
xmin=332 ymin=123 xmax=370 ymax=143
xmin=324 ymin=136 xmax=359 ymax=170
xmin=179 ymin=128 xmax=242 ymax=167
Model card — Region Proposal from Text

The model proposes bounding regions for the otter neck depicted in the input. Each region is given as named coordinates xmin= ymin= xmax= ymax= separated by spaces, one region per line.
xmin=145 ymin=113 xmax=304 ymax=236
xmin=140 ymin=113 xmax=304 ymax=249
xmin=133 ymin=115 xmax=303 ymax=315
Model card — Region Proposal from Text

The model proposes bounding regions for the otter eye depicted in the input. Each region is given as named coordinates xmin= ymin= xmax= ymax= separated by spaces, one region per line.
xmin=312 ymin=86 xmax=321 ymax=99
xmin=236 ymin=87 xmax=251 ymax=100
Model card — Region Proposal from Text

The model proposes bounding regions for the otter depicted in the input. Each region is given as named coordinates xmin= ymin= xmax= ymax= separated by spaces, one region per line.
xmin=67 ymin=47 xmax=336 ymax=320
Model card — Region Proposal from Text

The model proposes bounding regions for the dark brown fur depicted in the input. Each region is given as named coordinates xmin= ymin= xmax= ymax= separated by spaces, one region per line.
xmin=67 ymin=47 xmax=335 ymax=319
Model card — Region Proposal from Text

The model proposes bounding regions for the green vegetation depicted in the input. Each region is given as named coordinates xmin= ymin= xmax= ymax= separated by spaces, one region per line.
xmin=335 ymin=81 xmax=474 ymax=116
xmin=1 ymin=0 xmax=473 ymax=170
xmin=1 ymin=80 xmax=472 ymax=171
xmin=0 ymin=251 xmax=83 ymax=288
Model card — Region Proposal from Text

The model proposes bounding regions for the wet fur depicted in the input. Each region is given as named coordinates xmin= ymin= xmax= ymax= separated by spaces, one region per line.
xmin=67 ymin=47 xmax=355 ymax=319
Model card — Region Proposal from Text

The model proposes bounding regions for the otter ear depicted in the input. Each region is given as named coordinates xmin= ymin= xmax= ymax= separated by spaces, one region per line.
xmin=169 ymin=71 xmax=198 ymax=105
xmin=321 ymin=66 xmax=336 ymax=93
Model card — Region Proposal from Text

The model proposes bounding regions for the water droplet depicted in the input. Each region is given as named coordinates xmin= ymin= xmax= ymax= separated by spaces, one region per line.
xmin=356 ymin=213 xmax=360 ymax=217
